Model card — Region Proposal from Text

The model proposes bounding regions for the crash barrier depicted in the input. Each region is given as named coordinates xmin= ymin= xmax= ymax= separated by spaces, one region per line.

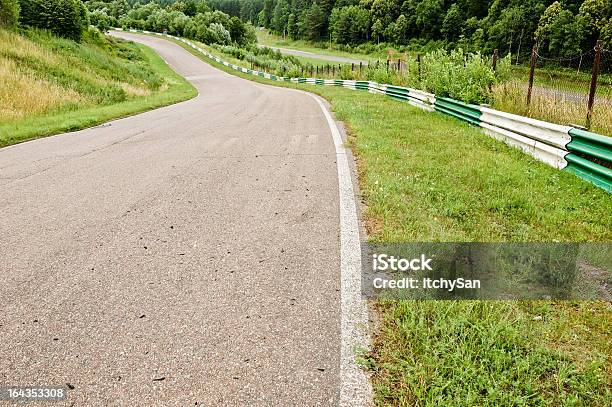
xmin=117 ymin=29 xmax=611 ymax=192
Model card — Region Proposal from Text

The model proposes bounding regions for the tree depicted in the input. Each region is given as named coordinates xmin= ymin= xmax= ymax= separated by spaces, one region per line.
xmin=184 ymin=0 xmax=198 ymax=17
xmin=90 ymin=9 xmax=111 ymax=32
xmin=107 ymin=0 xmax=129 ymax=20
xmin=271 ymin=0 xmax=289 ymax=35
xmin=395 ymin=14 xmax=408 ymax=43
xmin=547 ymin=9 xmax=584 ymax=57
xmin=287 ymin=12 xmax=297 ymax=38
xmin=208 ymin=21 xmax=231 ymax=43
xmin=228 ymin=15 xmax=246 ymax=43
xmin=579 ymin=0 xmax=611 ymax=37
xmin=371 ymin=18 xmax=383 ymax=43
xmin=601 ymin=18 xmax=612 ymax=46
xmin=262 ymin=0 xmax=275 ymax=26
xmin=371 ymin=0 xmax=395 ymax=28
xmin=535 ymin=1 xmax=563 ymax=43
xmin=488 ymin=6 xmax=527 ymax=55
xmin=303 ymin=1 xmax=326 ymax=40
xmin=329 ymin=6 xmax=369 ymax=43
xmin=441 ymin=3 xmax=464 ymax=42
xmin=0 ymin=0 xmax=19 ymax=28
xmin=416 ymin=0 xmax=444 ymax=39
xmin=19 ymin=0 xmax=89 ymax=41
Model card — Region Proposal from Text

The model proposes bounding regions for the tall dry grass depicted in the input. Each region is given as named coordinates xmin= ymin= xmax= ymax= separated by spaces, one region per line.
xmin=0 ymin=58 xmax=85 ymax=121
xmin=0 ymin=28 xmax=162 ymax=126
xmin=492 ymin=80 xmax=612 ymax=136
xmin=0 ymin=30 xmax=86 ymax=121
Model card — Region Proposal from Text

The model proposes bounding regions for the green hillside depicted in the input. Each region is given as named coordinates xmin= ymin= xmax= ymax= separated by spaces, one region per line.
xmin=0 ymin=27 xmax=196 ymax=146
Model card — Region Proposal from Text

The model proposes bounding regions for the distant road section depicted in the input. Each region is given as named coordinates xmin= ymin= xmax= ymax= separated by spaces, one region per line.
xmin=260 ymin=44 xmax=370 ymax=65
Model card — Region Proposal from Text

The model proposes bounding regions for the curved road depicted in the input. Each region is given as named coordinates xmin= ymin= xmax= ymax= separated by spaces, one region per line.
xmin=0 ymin=32 xmax=368 ymax=405
xmin=260 ymin=45 xmax=370 ymax=65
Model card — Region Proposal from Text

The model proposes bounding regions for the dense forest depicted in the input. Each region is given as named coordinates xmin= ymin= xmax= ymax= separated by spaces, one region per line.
xmin=211 ymin=0 xmax=611 ymax=58
xmin=16 ymin=0 xmax=609 ymax=59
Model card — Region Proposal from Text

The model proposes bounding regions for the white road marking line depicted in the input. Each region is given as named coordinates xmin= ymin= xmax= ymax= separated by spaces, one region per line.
xmin=308 ymin=94 xmax=372 ymax=406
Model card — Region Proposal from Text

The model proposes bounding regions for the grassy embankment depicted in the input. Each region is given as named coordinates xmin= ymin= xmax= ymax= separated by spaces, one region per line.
xmin=257 ymin=29 xmax=612 ymax=135
xmin=0 ymin=28 xmax=197 ymax=147
xmin=169 ymin=35 xmax=612 ymax=406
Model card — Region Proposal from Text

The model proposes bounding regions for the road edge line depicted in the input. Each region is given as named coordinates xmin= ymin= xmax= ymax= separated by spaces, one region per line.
xmin=308 ymin=93 xmax=372 ymax=406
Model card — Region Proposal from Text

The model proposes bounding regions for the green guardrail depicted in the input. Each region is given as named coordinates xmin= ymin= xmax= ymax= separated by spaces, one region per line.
xmin=434 ymin=98 xmax=482 ymax=126
xmin=385 ymin=85 xmax=410 ymax=101
xmin=567 ymin=128 xmax=612 ymax=163
xmin=565 ymin=128 xmax=612 ymax=192
xmin=356 ymin=81 xmax=370 ymax=91
xmin=565 ymin=154 xmax=612 ymax=192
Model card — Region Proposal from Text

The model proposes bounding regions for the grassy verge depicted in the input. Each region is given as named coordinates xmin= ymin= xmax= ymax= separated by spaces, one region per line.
xmin=0 ymin=28 xmax=196 ymax=147
xmin=170 ymin=35 xmax=611 ymax=406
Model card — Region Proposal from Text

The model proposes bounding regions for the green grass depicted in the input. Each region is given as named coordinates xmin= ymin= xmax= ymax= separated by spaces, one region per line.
xmin=166 ymin=34 xmax=612 ymax=406
xmin=368 ymin=301 xmax=610 ymax=406
xmin=0 ymin=28 xmax=196 ymax=147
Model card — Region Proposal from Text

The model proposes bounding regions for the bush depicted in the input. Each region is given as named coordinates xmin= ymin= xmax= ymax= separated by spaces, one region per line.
xmin=420 ymin=49 xmax=509 ymax=104
xmin=0 ymin=0 xmax=19 ymax=28
xmin=89 ymin=9 xmax=111 ymax=33
xmin=19 ymin=0 xmax=89 ymax=41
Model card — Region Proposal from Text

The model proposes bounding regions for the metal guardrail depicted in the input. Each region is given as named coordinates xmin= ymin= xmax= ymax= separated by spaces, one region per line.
xmin=118 ymin=29 xmax=612 ymax=193
xmin=565 ymin=129 xmax=612 ymax=190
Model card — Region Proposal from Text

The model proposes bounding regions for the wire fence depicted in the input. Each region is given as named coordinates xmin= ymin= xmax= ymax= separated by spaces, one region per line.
xmin=251 ymin=43 xmax=612 ymax=134
xmin=520 ymin=42 xmax=611 ymax=133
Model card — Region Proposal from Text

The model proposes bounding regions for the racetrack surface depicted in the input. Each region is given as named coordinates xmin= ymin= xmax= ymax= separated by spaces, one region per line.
xmin=0 ymin=31 xmax=367 ymax=406
xmin=259 ymin=45 xmax=370 ymax=65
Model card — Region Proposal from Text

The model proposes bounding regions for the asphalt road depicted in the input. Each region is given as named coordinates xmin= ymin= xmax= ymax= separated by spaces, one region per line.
xmin=0 ymin=32 xmax=367 ymax=406
xmin=259 ymin=45 xmax=369 ymax=65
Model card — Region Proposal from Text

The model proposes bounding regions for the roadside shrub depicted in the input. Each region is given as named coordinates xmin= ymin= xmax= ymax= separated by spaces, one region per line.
xmin=206 ymin=22 xmax=230 ymax=45
xmin=420 ymin=48 xmax=509 ymax=104
xmin=19 ymin=0 xmax=89 ymax=41
xmin=0 ymin=0 xmax=19 ymax=28
xmin=89 ymin=9 xmax=111 ymax=33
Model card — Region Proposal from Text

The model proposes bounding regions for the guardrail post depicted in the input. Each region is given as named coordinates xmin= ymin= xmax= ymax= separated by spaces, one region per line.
xmin=526 ymin=44 xmax=538 ymax=107
xmin=586 ymin=40 xmax=602 ymax=129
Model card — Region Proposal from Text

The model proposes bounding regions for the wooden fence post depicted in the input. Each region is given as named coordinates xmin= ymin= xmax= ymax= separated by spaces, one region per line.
xmin=492 ymin=49 xmax=498 ymax=71
xmin=586 ymin=40 xmax=602 ymax=129
xmin=526 ymin=44 xmax=538 ymax=107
